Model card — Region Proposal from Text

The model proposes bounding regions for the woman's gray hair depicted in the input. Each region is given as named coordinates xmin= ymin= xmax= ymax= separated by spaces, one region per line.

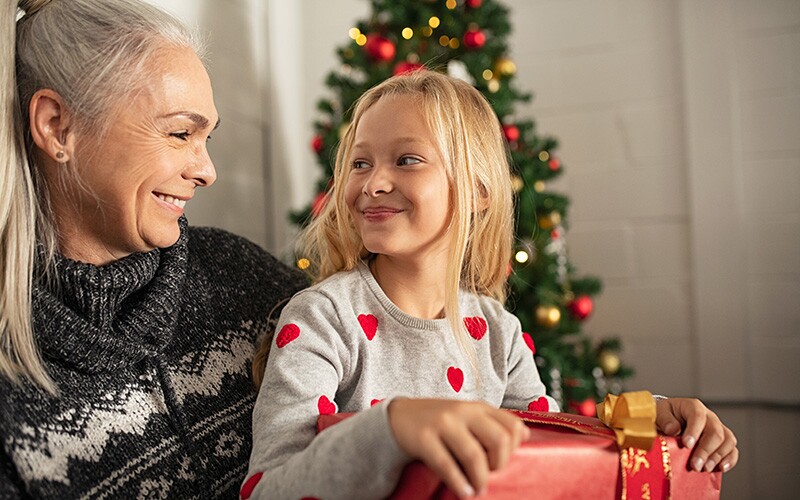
xmin=1 ymin=0 xmax=203 ymax=392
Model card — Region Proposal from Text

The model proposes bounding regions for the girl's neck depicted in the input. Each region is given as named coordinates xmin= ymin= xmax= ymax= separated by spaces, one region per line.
xmin=370 ymin=254 xmax=447 ymax=320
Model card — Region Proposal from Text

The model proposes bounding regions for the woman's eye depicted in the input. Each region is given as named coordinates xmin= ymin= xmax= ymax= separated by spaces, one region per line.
xmin=398 ymin=156 xmax=421 ymax=166
xmin=170 ymin=131 xmax=190 ymax=141
xmin=352 ymin=160 xmax=370 ymax=169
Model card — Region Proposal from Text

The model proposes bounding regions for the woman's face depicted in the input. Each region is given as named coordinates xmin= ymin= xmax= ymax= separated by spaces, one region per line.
xmin=56 ymin=46 xmax=219 ymax=264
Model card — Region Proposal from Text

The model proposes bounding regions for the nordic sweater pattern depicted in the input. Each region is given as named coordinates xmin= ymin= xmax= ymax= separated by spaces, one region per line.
xmin=0 ymin=219 xmax=308 ymax=499
xmin=246 ymin=261 xmax=558 ymax=500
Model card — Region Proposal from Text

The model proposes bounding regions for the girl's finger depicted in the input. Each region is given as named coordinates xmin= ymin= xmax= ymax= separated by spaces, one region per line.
xmin=418 ymin=433 xmax=478 ymax=499
xmin=677 ymin=399 xmax=708 ymax=449
xmin=469 ymin=415 xmax=514 ymax=470
xmin=441 ymin=424 xmax=491 ymax=496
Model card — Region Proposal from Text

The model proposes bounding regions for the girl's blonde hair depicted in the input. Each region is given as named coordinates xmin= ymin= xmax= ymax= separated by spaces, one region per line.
xmin=1 ymin=0 xmax=202 ymax=392
xmin=254 ymin=70 xmax=514 ymax=386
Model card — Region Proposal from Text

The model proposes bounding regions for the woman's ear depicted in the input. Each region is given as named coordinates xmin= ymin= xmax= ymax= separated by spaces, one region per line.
xmin=28 ymin=89 xmax=75 ymax=163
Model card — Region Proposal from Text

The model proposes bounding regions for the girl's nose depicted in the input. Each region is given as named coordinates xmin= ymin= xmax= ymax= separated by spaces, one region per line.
xmin=362 ymin=165 xmax=393 ymax=197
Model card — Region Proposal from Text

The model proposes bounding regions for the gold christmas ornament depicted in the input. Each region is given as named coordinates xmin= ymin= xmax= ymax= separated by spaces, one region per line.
xmin=538 ymin=211 xmax=561 ymax=230
xmin=494 ymin=57 xmax=517 ymax=77
xmin=536 ymin=305 xmax=561 ymax=328
xmin=511 ymin=175 xmax=524 ymax=192
xmin=599 ymin=350 xmax=621 ymax=376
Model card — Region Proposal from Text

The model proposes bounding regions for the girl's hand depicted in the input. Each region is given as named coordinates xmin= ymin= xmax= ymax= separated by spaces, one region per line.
xmin=387 ymin=398 xmax=530 ymax=499
xmin=655 ymin=398 xmax=739 ymax=473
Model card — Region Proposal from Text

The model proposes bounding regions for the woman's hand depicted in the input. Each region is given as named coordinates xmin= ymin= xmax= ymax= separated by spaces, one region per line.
xmin=387 ymin=398 xmax=530 ymax=499
xmin=655 ymin=398 xmax=739 ymax=473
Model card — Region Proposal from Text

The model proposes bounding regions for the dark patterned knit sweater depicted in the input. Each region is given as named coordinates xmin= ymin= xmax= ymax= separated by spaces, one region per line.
xmin=0 ymin=220 xmax=308 ymax=499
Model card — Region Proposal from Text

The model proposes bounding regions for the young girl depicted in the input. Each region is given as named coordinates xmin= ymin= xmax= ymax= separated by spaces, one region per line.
xmin=244 ymin=71 xmax=738 ymax=500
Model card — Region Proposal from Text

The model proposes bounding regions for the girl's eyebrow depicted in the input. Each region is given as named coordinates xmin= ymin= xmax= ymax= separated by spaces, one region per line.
xmin=353 ymin=137 xmax=431 ymax=149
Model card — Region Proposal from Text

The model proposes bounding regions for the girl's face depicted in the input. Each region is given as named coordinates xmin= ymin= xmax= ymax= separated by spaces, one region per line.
xmin=55 ymin=46 xmax=219 ymax=264
xmin=344 ymin=95 xmax=452 ymax=263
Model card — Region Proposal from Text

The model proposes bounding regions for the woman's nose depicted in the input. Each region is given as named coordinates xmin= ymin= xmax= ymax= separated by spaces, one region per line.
xmin=184 ymin=145 xmax=217 ymax=187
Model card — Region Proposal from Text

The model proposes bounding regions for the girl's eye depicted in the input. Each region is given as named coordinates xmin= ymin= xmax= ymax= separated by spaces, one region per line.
xmin=170 ymin=131 xmax=190 ymax=141
xmin=398 ymin=156 xmax=421 ymax=166
xmin=352 ymin=160 xmax=370 ymax=169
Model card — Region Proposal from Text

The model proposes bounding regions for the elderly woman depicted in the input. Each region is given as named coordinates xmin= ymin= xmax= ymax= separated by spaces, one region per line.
xmin=0 ymin=0 xmax=306 ymax=497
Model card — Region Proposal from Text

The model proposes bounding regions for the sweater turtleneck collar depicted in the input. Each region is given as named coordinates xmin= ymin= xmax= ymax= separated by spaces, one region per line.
xmin=32 ymin=217 xmax=190 ymax=373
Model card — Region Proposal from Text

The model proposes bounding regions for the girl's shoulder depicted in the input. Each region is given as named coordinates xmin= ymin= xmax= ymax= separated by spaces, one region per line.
xmin=459 ymin=291 xmax=520 ymax=330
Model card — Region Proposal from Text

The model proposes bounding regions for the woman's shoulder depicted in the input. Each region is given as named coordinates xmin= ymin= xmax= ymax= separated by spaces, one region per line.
xmin=185 ymin=225 xmax=308 ymax=294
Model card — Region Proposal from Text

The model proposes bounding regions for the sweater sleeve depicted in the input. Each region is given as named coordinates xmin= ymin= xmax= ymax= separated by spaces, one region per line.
xmin=500 ymin=312 xmax=561 ymax=412
xmin=244 ymin=290 xmax=409 ymax=500
xmin=0 ymin=452 xmax=26 ymax=499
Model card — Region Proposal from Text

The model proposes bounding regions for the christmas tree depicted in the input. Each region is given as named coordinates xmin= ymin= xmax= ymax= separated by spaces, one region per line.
xmin=292 ymin=0 xmax=632 ymax=414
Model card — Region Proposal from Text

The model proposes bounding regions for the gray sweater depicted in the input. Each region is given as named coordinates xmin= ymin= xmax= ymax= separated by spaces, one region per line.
xmin=246 ymin=261 xmax=557 ymax=499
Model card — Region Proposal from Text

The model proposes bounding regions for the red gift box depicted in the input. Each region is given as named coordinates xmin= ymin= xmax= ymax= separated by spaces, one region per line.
xmin=317 ymin=410 xmax=722 ymax=500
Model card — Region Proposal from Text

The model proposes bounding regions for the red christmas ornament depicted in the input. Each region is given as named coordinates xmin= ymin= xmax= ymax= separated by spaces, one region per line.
xmin=549 ymin=157 xmax=561 ymax=171
xmin=310 ymin=135 xmax=323 ymax=154
xmin=550 ymin=229 xmax=560 ymax=240
xmin=466 ymin=0 xmax=483 ymax=7
xmin=393 ymin=61 xmax=424 ymax=76
xmin=364 ymin=34 xmax=396 ymax=62
xmin=571 ymin=398 xmax=597 ymax=417
xmin=502 ymin=124 xmax=520 ymax=142
xmin=311 ymin=192 xmax=330 ymax=218
xmin=463 ymin=28 xmax=486 ymax=49
xmin=569 ymin=295 xmax=593 ymax=320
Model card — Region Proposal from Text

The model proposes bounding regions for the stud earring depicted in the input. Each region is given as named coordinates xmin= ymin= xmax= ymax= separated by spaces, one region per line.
xmin=56 ymin=151 xmax=65 ymax=160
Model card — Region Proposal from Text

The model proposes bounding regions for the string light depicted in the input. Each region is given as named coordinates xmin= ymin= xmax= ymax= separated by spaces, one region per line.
xmin=355 ymin=34 xmax=367 ymax=46
xmin=402 ymin=27 xmax=413 ymax=39
xmin=488 ymin=79 xmax=500 ymax=93
xmin=515 ymin=250 xmax=529 ymax=263
xmin=482 ymin=69 xmax=493 ymax=81
xmin=429 ymin=16 xmax=440 ymax=28
xmin=421 ymin=26 xmax=433 ymax=37
xmin=448 ymin=38 xmax=460 ymax=49
xmin=439 ymin=35 xmax=450 ymax=46
xmin=446 ymin=0 xmax=457 ymax=9
xmin=348 ymin=27 xmax=361 ymax=40
xmin=534 ymin=181 xmax=546 ymax=192
xmin=297 ymin=258 xmax=310 ymax=270
xmin=538 ymin=151 xmax=550 ymax=161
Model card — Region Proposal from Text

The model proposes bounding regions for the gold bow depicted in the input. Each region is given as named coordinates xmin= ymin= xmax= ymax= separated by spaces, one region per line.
xmin=596 ymin=391 xmax=657 ymax=450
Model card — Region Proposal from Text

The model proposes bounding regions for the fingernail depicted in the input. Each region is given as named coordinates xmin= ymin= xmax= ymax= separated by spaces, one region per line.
xmin=692 ymin=457 xmax=704 ymax=472
xmin=704 ymin=459 xmax=716 ymax=472
xmin=463 ymin=485 xmax=476 ymax=498
xmin=721 ymin=462 xmax=731 ymax=473
xmin=684 ymin=436 xmax=696 ymax=448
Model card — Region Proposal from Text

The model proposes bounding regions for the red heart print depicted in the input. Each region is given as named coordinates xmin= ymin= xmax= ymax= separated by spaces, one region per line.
xmin=464 ymin=316 xmax=487 ymax=340
xmin=447 ymin=367 xmax=464 ymax=393
xmin=522 ymin=332 xmax=536 ymax=354
xmin=528 ymin=397 xmax=549 ymax=412
xmin=239 ymin=472 xmax=263 ymax=500
xmin=370 ymin=399 xmax=383 ymax=407
xmin=318 ymin=395 xmax=336 ymax=415
xmin=275 ymin=323 xmax=300 ymax=348
xmin=358 ymin=314 xmax=378 ymax=341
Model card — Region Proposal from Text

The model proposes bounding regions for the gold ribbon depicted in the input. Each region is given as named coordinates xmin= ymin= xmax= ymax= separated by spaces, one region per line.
xmin=596 ymin=391 xmax=657 ymax=450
